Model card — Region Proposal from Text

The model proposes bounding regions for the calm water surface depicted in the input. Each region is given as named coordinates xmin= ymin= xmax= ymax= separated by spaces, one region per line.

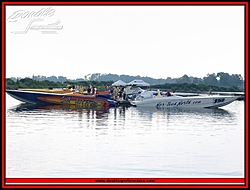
xmin=5 ymin=93 xmax=245 ymax=178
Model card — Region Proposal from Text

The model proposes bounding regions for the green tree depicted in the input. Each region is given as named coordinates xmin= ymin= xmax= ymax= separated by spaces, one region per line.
xmin=229 ymin=74 xmax=244 ymax=88
xmin=176 ymin=75 xmax=191 ymax=84
xmin=217 ymin=72 xmax=230 ymax=87
xmin=203 ymin=73 xmax=218 ymax=86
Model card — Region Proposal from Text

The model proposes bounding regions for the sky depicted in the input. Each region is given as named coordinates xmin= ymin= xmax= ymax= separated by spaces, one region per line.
xmin=5 ymin=4 xmax=245 ymax=80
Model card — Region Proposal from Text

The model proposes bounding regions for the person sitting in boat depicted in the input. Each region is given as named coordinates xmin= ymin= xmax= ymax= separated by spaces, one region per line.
xmin=166 ymin=91 xmax=172 ymax=96
xmin=66 ymin=84 xmax=71 ymax=89
xmin=131 ymin=93 xmax=137 ymax=100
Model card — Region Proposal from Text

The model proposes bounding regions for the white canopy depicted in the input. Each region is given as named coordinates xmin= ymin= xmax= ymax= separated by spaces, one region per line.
xmin=126 ymin=79 xmax=150 ymax=86
xmin=111 ymin=79 xmax=127 ymax=86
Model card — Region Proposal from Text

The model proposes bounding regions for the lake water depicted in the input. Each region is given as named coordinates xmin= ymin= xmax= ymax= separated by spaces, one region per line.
xmin=5 ymin=93 xmax=245 ymax=178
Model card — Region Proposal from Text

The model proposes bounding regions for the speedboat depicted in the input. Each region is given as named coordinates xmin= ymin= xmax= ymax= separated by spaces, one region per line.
xmin=6 ymin=89 xmax=116 ymax=108
xmin=130 ymin=90 xmax=238 ymax=108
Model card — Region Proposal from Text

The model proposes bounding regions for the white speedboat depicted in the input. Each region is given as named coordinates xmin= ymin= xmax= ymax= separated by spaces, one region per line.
xmin=130 ymin=90 xmax=238 ymax=108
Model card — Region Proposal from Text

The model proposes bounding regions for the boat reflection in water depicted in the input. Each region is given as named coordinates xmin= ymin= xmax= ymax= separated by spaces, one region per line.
xmin=10 ymin=102 xmax=233 ymax=130
xmin=137 ymin=106 xmax=231 ymax=115
xmin=10 ymin=103 xmax=112 ymax=127
xmin=133 ymin=106 xmax=232 ymax=123
xmin=11 ymin=102 xmax=231 ymax=117
xmin=11 ymin=103 xmax=110 ymax=117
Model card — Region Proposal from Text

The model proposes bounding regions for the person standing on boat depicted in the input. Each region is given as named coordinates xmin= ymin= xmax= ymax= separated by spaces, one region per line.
xmin=122 ymin=87 xmax=126 ymax=100
xmin=79 ymin=85 xmax=84 ymax=94
xmin=106 ymin=85 xmax=109 ymax=91
xmin=92 ymin=87 xmax=97 ymax=95
xmin=83 ymin=86 xmax=87 ymax=93
xmin=109 ymin=86 xmax=114 ymax=99
xmin=109 ymin=86 xmax=113 ymax=94
xmin=75 ymin=84 xmax=80 ymax=91
xmin=209 ymin=88 xmax=212 ymax=95
xmin=118 ymin=87 xmax=123 ymax=100
xmin=114 ymin=86 xmax=119 ymax=100
xmin=87 ymin=85 xmax=91 ymax=94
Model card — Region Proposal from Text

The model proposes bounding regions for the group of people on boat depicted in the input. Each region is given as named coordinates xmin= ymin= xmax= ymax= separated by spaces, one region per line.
xmin=66 ymin=84 xmax=97 ymax=95
xmin=108 ymin=86 xmax=127 ymax=101
xmin=64 ymin=83 xmax=172 ymax=100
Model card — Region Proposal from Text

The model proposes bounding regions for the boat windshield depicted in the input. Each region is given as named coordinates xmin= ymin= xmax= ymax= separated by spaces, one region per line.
xmin=136 ymin=91 xmax=154 ymax=100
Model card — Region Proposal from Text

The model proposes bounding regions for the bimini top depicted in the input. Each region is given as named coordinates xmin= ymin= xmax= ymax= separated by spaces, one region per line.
xmin=126 ymin=79 xmax=150 ymax=86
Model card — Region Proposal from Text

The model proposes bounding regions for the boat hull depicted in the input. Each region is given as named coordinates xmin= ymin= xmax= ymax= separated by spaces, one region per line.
xmin=6 ymin=90 xmax=116 ymax=108
xmin=131 ymin=94 xmax=238 ymax=108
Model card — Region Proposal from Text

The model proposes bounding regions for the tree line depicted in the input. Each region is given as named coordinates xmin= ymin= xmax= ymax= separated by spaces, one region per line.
xmin=9 ymin=72 xmax=244 ymax=88
xmin=150 ymin=83 xmax=243 ymax=93
xmin=6 ymin=77 xmax=243 ymax=93
xmin=176 ymin=72 xmax=244 ymax=88
xmin=6 ymin=78 xmax=113 ymax=91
